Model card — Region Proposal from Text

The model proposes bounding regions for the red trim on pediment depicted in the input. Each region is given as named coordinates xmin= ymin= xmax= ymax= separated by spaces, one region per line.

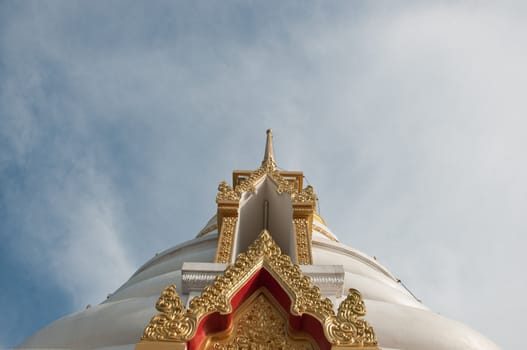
xmin=186 ymin=268 xmax=330 ymax=350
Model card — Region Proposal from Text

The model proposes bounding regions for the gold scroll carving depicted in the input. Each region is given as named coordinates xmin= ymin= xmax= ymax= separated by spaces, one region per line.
xmin=215 ymin=216 xmax=237 ymax=264
xmin=291 ymin=185 xmax=318 ymax=204
xmin=235 ymin=163 xmax=296 ymax=194
xmin=142 ymin=285 xmax=196 ymax=342
xmin=139 ymin=231 xmax=379 ymax=349
xmin=327 ymin=289 xmax=378 ymax=347
xmin=206 ymin=291 xmax=315 ymax=350
xmin=216 ymin=181 xmax=239 ymax=202
xmin=293 ymin=218 xmax=312 ymax=265
xmin=218 ymin=157 xmax=318 ymax=201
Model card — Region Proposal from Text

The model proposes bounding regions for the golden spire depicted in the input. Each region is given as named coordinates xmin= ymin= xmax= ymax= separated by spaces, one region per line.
xmin=262 ymin=129 xmax=276 ymax=169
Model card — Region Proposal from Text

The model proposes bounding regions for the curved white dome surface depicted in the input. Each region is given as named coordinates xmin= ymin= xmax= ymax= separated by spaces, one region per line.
xmin=19 ymin=230 xmax=500 ymax=350
xmin=19 ymin=132 xmax=500 ymax=350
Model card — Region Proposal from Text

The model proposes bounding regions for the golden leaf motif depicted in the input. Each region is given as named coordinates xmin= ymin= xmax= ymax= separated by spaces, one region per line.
xmin=207 ymin=293 xmax=314 ymax=350
xmin=215 ymin=217 xmax=237 ymax=263
xmin=326 ymin=289 xmax=378 ymax=347
xmin=141 ymin=285 xmax=196 ymax=341
xmin=293 ymin=218 xmax=312 ymax=265
xmin=292 ymin=185 xmax=318 ymax=204
xmin=217 ymin=181 xmax=240 ymax=202
xmin=234 ymin=163 xmax=295 ymax=195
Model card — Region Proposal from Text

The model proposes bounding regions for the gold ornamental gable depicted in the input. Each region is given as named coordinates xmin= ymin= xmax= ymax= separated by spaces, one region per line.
xmin=137 ymin=231 xmax=379 ymax=350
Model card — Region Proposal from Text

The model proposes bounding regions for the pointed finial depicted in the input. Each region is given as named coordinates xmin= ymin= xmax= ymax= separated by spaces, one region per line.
xmin=262 ymin=129 xmax=276 ymax=169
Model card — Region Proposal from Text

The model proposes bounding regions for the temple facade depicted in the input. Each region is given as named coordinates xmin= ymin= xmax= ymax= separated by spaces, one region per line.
xmin=19 ymin=130 xmax=500 ymax=350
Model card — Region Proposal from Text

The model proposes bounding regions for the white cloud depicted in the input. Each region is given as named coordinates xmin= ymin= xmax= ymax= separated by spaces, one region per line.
xmin=12 ymin=157 xmax=135 ymax=307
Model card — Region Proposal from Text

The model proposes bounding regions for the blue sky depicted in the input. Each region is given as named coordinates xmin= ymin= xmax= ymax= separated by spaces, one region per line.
xmin=1 ymin=1 xmax=526 ymax=348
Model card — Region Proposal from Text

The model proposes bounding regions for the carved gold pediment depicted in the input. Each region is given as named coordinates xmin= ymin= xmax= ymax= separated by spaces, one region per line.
xmin=205 ymin=289 xmax=316 ymax=350
xmin=137 ymin=231 xmax=379 ymax=350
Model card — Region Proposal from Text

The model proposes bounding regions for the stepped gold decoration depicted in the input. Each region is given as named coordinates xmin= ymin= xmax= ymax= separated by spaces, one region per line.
xmin=139 ymin=231 xmax=379 ymax=349
xmin=206 ymin=291 xmax=315 ymax=350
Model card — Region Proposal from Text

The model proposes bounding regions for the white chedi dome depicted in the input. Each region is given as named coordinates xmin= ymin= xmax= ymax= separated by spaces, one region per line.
xmin=19 ymin=218 xmax=500 ymax=350
xmin=19 ymin=131 xmax=500 ymax=350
